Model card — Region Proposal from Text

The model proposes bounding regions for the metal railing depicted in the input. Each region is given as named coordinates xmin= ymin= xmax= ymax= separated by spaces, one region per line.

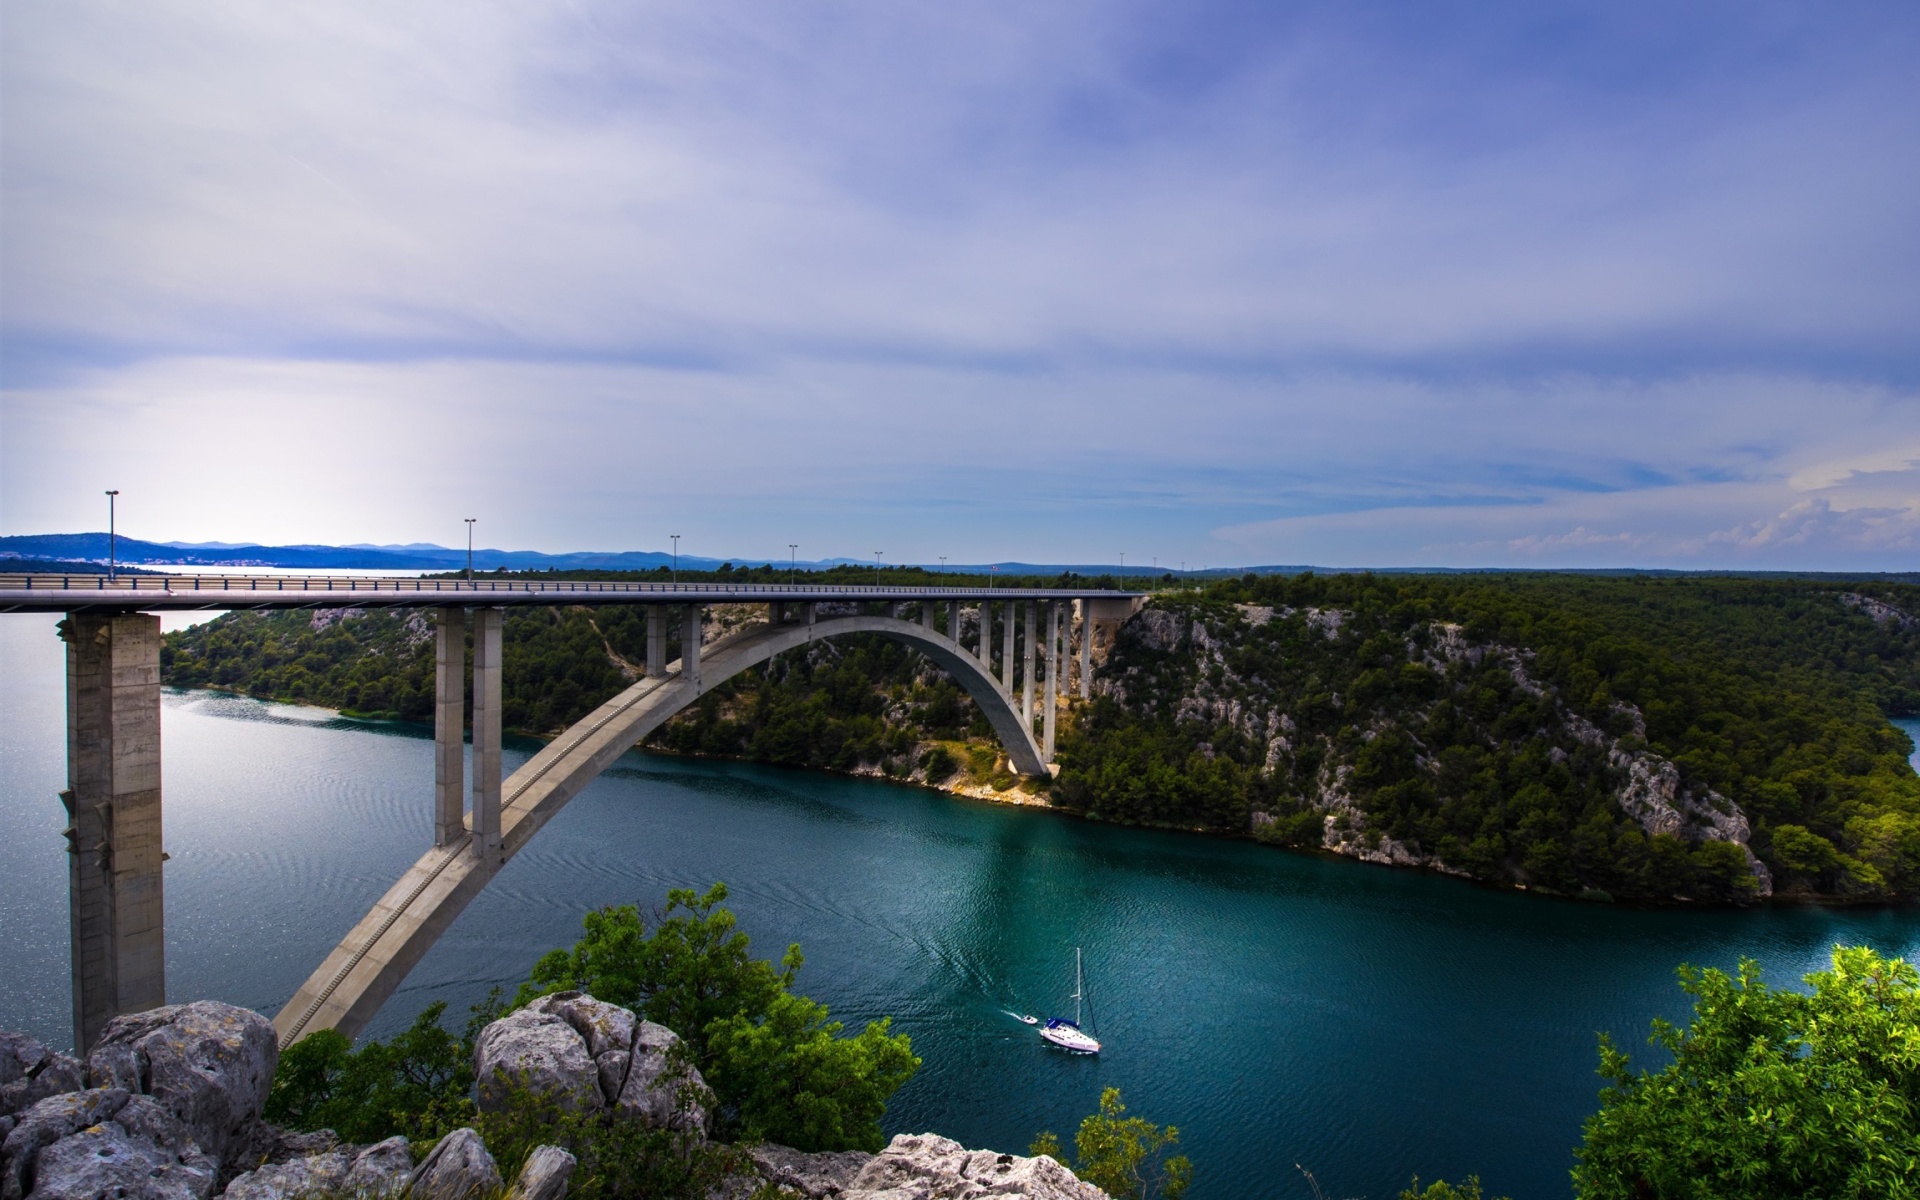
xmin=0 ymin=572 xmax=1131 ymax=598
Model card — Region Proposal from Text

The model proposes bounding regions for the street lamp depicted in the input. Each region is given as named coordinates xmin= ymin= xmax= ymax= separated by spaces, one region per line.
xmin=670 ymin=535 xmax=680 ymax=583
xmin=788 ymin=544 xmax=799 ymax=585
xmin=938 ymin=556 xmax=946 ymax=574
xmin=105 ymin=490 xmax=120 ymax=581
xmin=465 ymin=519 xmax=476 ymax=583
xmin=874 ymin=552 xmax=883 ymax=586
xmin=990 ymin=565 xmax=997 ymax=589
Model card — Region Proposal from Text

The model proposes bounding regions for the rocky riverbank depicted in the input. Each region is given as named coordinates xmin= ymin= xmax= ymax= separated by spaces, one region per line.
xmin=1 ymin=1000 xmax=1106 ymax=1200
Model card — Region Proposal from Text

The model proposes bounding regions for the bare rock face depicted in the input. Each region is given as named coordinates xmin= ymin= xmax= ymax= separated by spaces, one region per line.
xmin=2 ymin=1089 xmax=217 ymax=1200
xmin=222 ymin=1136 xmax=413 ymax=1200
xmin=408 ymin=1129 xmax=503 ymax=1200
xmin=85 ymin=1001 xmax=279 ymax=1169
xmin=0 ymin=1033 xmax=84 ymax=1136
xmin=505 ymin=1145 xmax=577 ymax=1200
xmin=474 ymin=1009 xmax=603 ymax=1114
xmin=477 ymin=993 xmax=708 ymax=1134
xmin=748 ymin=1143 xmax=874 ymax=1198
xmin=842 ymin=1133 xmax=1108 ymax=1200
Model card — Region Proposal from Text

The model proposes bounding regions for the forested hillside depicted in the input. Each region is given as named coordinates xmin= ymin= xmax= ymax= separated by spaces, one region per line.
xmin=159 ymin=573 xmax=1920 ymax=904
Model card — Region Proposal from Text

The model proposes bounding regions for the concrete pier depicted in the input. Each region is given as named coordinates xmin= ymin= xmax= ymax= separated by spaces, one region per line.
xmin=470 ymin=608 xmax=503 ymax=861
xmin=682 ymin=605 xmax=702 ymax=692
xmin=1079 ymin=601 xmax=1092 ymax=699
xmin=948 ymin=600 xmax=960 ymax=644
xmin=1001 ymin=600 xmax=1015 ymax=691
xmin=1043 ymin=603 xmax=1059 ymax=760
xmin=433 ymin=609 xmax=465 ymax=847
xmin=64 ymin=612 xmax=166 ymax=1052
xmin=922 ymin=601 xmax=935 ymax=632
xmin=647 ymin=607 xmax=666 ymax=677
xmin=1022 ymin=601 xmax=1036 ymax=726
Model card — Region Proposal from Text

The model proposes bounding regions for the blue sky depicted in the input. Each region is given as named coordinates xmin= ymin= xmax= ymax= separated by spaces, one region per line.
xmin=2 ymin=0 xmax=1915 ymax=567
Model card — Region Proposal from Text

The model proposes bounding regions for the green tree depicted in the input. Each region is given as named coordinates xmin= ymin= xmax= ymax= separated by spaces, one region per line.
xmin=516 ymin=882 xmax=919 ymax=1152
xmin=1574 ymin=944 xmax=1920 ymax=1199
xmin=265 ymin=1001 xmax=475 ymax=1143
xmin=1032 ymin=1088 xmax=1191 ymax=1200
xmin=1399 ymin=1179 xmax=1508 ymax=1200
xmin=516 ymin=882 xmax=797 ymax=1067
xmin=705 ymin=990 xmax=921 ymax=1152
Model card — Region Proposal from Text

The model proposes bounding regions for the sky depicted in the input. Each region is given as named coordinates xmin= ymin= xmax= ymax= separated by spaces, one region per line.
xmin=2 ymin=0 xmax=1916 ymax=569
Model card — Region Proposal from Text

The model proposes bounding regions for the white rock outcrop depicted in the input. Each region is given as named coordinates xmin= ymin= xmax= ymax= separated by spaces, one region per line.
xmin=222 ymin=1135 xmax=413 ymax=1200
xmin=839 ymin=1133 xmax=1107 ymax=1200
xmin=475 ymin=992 xmax=709 ymax=1134
xmin=86 ymin=1001 xmax=280 ymax=1169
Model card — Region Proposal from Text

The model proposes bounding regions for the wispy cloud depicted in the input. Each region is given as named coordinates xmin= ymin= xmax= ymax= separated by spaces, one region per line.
xmin=2 ymin=1 xmax=1916 ymax=564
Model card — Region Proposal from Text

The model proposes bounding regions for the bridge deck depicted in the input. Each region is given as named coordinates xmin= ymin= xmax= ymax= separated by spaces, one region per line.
xmin=0 ymin=572 xmax=1141 ymax=613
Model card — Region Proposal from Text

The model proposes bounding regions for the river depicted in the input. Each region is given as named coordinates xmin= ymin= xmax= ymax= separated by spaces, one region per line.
xmin=4 ymin=612 xmax=1919 ymax=1199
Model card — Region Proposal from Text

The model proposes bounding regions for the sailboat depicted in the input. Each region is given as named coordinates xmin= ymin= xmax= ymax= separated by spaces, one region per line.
xmin=1039 ymin=947 xmax=1101 ymax=1054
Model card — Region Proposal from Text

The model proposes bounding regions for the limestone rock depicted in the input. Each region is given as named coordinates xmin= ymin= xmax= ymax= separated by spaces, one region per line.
xmin=474 ymin=1010 xmax=602 ymax=1114
xmin=85 ymin=1001 xmax=279 ymax=1167
xmin=475 ymin=996 xmax=709 ymax=1133
xmin=5 ymin=1091 xmax=216 ymax=1200
xmin=223 ymin=1135 xmax=413 ymax=1200
xmin=615 ymin=1022 xmax=707 ymax=1133
xmin=408 ymin=1129 xmax=503 ymax=1200
xmin=526 ymin=993 xmax=634 ymax=1061
xmin=843 ymin=1133 xmax=1108 ymax=1200
xmin=749 ymin=1144 xmax=873 ymax=1198
xmin=0 ymin=1033 xmax=84 ymax=1124
xmin=505 ymin=1145 xmax=576 ymax=1200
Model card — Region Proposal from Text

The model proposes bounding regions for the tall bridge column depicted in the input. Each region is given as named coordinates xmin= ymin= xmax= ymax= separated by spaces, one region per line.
xmin=647 ymin=607 xmax=666 ymax=677
xmin=1078 ymin=600 xmax=1092 ymax=700
xmin=63 ymin=611 xmax=166 ymax=1052
xmin=947 ymin=600 xmax=960 ymax=644
xmin=1043 ymin=602 xmax=1060 ymax=761
xmin=1022 ymin=601 xmax=1036 ymax=726
xmin=921 ymin=601 xmax=935 ymax=633
xmin=978 ymin=603 xmax=992 ymax=671
xmin=471 ymin=608 xmax=503 ymax=861
xmin=433 ymin=609 xmax=466 ymax=847
xmin=682 ymin=605 xmax=702 ymax=692
xmin=1001 ymin=601 xmax=1015 ymax=691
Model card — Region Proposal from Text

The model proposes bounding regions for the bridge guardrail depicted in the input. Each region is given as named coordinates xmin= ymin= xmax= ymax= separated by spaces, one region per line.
xmin=0 ymin=572 xmax=1136 ymax=599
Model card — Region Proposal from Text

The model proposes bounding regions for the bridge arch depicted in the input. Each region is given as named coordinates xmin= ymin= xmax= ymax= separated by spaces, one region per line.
xmin=274 ymin=612 xmax=1047 ymax=1044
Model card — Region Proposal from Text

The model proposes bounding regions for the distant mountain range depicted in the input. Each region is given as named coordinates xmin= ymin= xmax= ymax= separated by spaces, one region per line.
xmin=5 ymin=533 xmax=1915 ymax=583
xmin=0 ymin=532 xmax=1197 ymax=576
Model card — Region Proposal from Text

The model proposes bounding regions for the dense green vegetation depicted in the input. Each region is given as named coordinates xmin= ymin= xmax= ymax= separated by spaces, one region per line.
xmin=1061 ymin=574 xmax=1920 ymax=901
xmin=163 ymin=571 xmax=1920 ymax=901
xmin=1574 ymin=944 xmax=1920 ymax=1199
xmin=267 ymin=883 xmax=916 ymax=1193
xmin=1031 ymin=1088 xmax=1192 ymax=1200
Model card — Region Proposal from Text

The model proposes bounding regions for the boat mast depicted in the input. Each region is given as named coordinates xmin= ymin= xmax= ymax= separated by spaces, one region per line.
xmin=1073 ymin=947 xmax=1083 ymax=1026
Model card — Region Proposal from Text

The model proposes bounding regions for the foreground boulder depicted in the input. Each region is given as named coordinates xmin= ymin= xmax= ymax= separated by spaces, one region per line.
xmin=839 ymin=1133 xmax=1108 ymax=1200
xmin=475 ymin=992 xmax=708 ymax=1134
xmin=505 ymin=1145 xmax=576 ymax=1200
xmin=0 ymin=1034 xmax=85 ymax=1140
xmin=86 ymin=1001 xmax=279 ymax=1170
xmin=222 ymin=1135 xmax=412 ymax=1200
xmin=408 ymin=1129 xmax=503 ymax=1200
xmin=1 ymin=1090 xmax=217 ymax=1200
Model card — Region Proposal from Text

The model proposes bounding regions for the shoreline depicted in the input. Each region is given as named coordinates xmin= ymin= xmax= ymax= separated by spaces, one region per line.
xmin=168 ymin=683 xmax=1907 ymax=912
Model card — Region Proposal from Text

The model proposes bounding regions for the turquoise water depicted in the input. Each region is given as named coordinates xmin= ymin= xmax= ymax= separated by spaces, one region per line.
xmin=4 ymin=612 xmax=1919 ymax=1199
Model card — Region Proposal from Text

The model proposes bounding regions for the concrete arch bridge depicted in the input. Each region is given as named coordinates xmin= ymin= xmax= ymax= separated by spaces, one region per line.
xmin=0 ymin=574 xmax=1140 ymax=1048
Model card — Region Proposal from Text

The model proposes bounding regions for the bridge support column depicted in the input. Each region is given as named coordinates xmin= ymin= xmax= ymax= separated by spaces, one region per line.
xmin=978 ymin=603 xmax=992 ymax=671
xmin=769 ymin=601 xmax=784 ymax=625
xmin=433 ymin=609 xmax=465 ymax=847
xmin=1043 ymin=603 xmax=1059 ymax=760
xmin=1001 ymin=600 xmax=1014 ymax=691
xmin=682 ymin=605 xmax=702 ymax=692
xmin=647 ymin=607 xmax=666 ymax=677
xmin=1078 ymin=600 xmax=1092 ymax=700
xmin=64 ymin=611 xmax=166 ymax=1052
xmin=947 ymin=600 xmax=960 ymax=644
xmin=470 ymin=608 xmax=503 ymax=861
xmin=921 ymin=601 xmax=935 ymax=632
xmin=1022 ymin=601 xmax=1036 ymax=726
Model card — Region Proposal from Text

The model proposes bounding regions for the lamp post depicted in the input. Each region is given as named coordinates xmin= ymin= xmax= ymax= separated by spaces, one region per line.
xmin=670 ymin=535 xmax=680 ymax=583
xmin=105 ymin=490 xmax=119 ymax=580
xmin=1119 ymin=552 xmax=1124 ymax=574
xmin=938 ymin=556 xmax=946 ymax=574
xmin=789 ymin=544 xmax=798 ymax=585
xmin=465 ymin=519 xmax=476 ymax=583
xmin=990 ymin=565 xmax=997 ymax=589
xmin=874 ymin=552 xmax=883 ymax=586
